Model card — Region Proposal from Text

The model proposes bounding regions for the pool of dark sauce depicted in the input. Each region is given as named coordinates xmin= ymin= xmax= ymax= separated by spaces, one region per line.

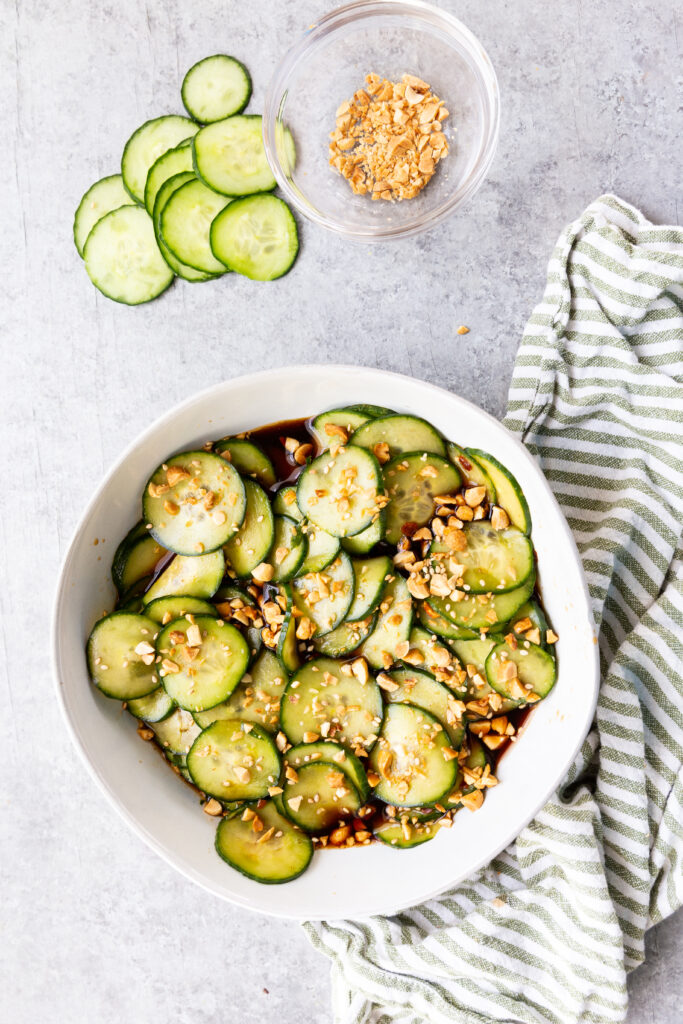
xmin=136 ymin=415 xmax=546 ymax=843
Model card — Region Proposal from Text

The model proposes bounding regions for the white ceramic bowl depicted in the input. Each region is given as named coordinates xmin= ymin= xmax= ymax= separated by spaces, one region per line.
xmin=52 ymin=365 xmax=598 ymax=920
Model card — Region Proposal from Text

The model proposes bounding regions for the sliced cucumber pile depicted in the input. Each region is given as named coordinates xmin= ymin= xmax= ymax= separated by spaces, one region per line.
xmin=88 ymin=405 xmax=557 ymax=881
xmin=74 ymin=55 xmax=299 ymax=303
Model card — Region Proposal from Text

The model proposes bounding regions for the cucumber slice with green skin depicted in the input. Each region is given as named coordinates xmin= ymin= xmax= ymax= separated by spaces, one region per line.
xmin=510 ymin=600 xmax=550 ymax=648
xmin=272 ymin=486 xmax=302 ymax=520
xmin=127 ymin=686 xmax=175 ymax=722
xmin=215 ymin=799 xmax=312 ymax=884
xmin=404 ymin=626 xmax=466 ymax=693
xmin=359 ymin=574 xmax=413 ymax=670
xmin=152 ymin=707 xmax=201 ymax=754
xmin=275 ymin=584 xmax=301 ymax=673
xmin=285 ymin=740 xmax=370 ymax=802
xmin=86 ymin=612 xmax=159 ymax=700
xmin=84 ymin=205 xmax=174 ymax=305
xmin=144 ymin=139 xmax=193 ymax=215
xmin=160 ymin=178 xmax=232 ymax=275
xmin=111 ymin=520 xmax=160 ymax=591
xmin=384 ymin=668 xmax=465 ymax=748
xmin=212 ymin=584 xmax=263 ymax=662
xmin=447 ymin=442 xmax=497 ymax=503
xmin=343 ymin=404 xmax=396 ymax=419
xmin=282 ymin=761 xmax=361 ymax=834
xmin=266 ymin=515 xmax=307 ymax=583
xmin=418 ymin=601 xmax=479 ymax=640
xmin=157 ymin=615 xmax=249 ymax=712
xmin=144 ymin=595 xmax=217 ymax=624
xmin=142 ymin=550 xmax=225 ymax=604
xmin=352 ymin=415 xmax=446 ymax=459
xmin=383 ymin=452 xmax=460 ymax=545
xmin=374 ymin=816 xmax=441 ymax=848
xmin=312 ymin=613 xmax=376 ymax=658
xmin=193 ymin=649 xmax=288 ymax=731
xmin=210 ymin=194 xmax=299 ymax=281
xmin=310 ymin=409 xmax=370 ymax=449
xmin=182 ymin=55 xmax=252 ymax=124
xmin=466 ymin=449 xmax=531 ymax=535
xmin=292 ymin=551 xmax=355 ymax=636
xmin=369 ymin=703 xmax=458 ymax=807
xmin=223 ymin=480 xmax=275 ymax=579
xmin=297 ymin=446 xmax=384 ymax=539
xmin=442 ymin=735 xmax=490 ymax=808
xmin=430 ymin=522 xmax=534 ymax=595
xmin=194 ymin=115 xmax=274 ymax=196
xmin=346 ymin=555 xmax=391 ymax=622
xmin=143 ymin=450 xmax=246 ymax=556
xmin=112 ymin=534 xmax=167 ymax=595
xmin=297 ymin=522 xmax=340 ymax=575
xmin=153 ymin=171 xmax=217 ymax=283
xmin=74 ymin=174 xmax=132 ymax=257
xmin=426 ymin=572 xmax=536 ymax=632
xmin=445 ymin=635 xmax=518 ymax=716
xmin=486 ymin=639 xmax=557 ymax=704
xmin=187 ymin=719 xmax=280 ymax=800
xmin=121 ymin=115 xmax=199 ymax=205
xmin=280 ymin=656 xmax=383 ymax=750
xmin=214 ymin=439 xmax=277 ymax=489
xmin=341 ymin=509 xmax=386 ymax=554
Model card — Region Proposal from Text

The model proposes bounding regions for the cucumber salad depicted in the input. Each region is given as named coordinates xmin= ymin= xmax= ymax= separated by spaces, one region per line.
xmin=87 ymin=407 xmax=559 ymax=884
xmin=73 ymin=54 xmax=299 ymax=305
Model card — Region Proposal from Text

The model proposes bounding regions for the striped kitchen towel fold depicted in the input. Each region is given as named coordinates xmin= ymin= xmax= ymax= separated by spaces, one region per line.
xmin=304 ymin=195 xmax=683 ymax=1024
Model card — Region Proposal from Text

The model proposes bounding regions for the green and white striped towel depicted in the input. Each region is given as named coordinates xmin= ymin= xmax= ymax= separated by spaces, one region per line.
xmin=305 ymin=195 xmax=683 ymax=1024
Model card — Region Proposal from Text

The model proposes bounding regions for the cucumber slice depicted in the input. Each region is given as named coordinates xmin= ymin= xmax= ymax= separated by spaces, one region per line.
xmin=142 ymin=550 xmax=225 ymax=604
xmin=111 ymin=520 xmax=160 ymax=591
xmin=212 ymin=585 xmax=263 ymax=662
xmin=193 ymin=115 xmax=274 ymax=196
xmin=144 ymin=139 xmax=193 ymax=215
xmin=182 ymin=55 xmax=252 ymax=123
xmin=344 ymin=404 xmax=396 ymax=418
xmin=285 ymin=740 xmax=370 ymax=801
xmin=369 ymin=703 xmax=458 ymax=807
xmin=266 ymin=515 xmax=307 ymax=583
xmin=466 ymin=449 xmax=531 ymax=534
xmin=510 ymin=600 xmax=550 ymax=648
xmin=383 ymin=452 xmax=460 ymax=545
xmin=310 ymin=409 xmax=370 ymax=449
xmin=187 ymin=719 xmax=280 ymax=800
xmin=430 ymin=522 xmax=534 ymax=595
xmin=153 ymin=171 xmax=217 ymax=283
xmin=86 ymin=612 xmax=159 ymax=700
xmin=447 ymin=442 xmax=496 ymax=503
xmin=210 ymin=194 xmax=299 ymax=281
xmin=214 ymin=438 xmax=277 ymax=488
xmin=272 ymin=486 xmax=302 ymax=520
xmin=352 ymin=415 xmax=446 ymax=459
xmin=346 ymin=555 xmax=391 ymax=622
xmin=223 ymin=480 xmax=275 ymax=578
xmin=282 ymin=761 xmax=360 ymax=834
xmin=383 ymin=668 xmax=465 ymax=748
xmin=143 ymin=450 xmax=246 ymax=556
xmin=112 ymin=534 xmax=167 ymax=595
xmin=297 ymin=522 xmax=340 ymax=575
xmin=84 ymin=205 xmax=174 ymax=305
xmin=193 ymin=649 xmax=287 ymax=731
xmin=418 ymin=601 xmax=479 ymax=640
xmin=291 ymin=551 xmax=355 ymax=635
xmin=426 ymin=572 xmax=536 ymax=632
xmin=156 ymin=615 xmax=249 ymax=712
xmin=297 ymin=446 xmax=383 ymax=539
xmin=215 ymin=799 xmax=312 ymax=884
xmin=486 ymin=639 xmax=557 ymax=704
xmin=448 ymin=635 xmax=518 ymax=716
xmin=121 ymin=114 xmax=198 ymax=204
xmin=152 ymin=707 xmax=201 ymax=754
xmin=144 ymin=595 xmax=217 ymax=624
xmin=312 ymin=613 xmax=375 ymax=658
xmin=403 ymin=626 xmax=465 ymax=693
xmin=74 ymin=174 xmax=132 ymax=257
xmin=275 ymin=584 xmax=301 ymax=673
xmin=374 ymin=815 xmax=441 ymax=848
xmin=127 ymin=686 xmax=175 ymax=722
xmin=359 ymin=574 xmax=413 ymax=670
xmin=280 ymin=656 xmax=383 ymax=750
xmin=341 ymin=510 xmax=386 ymax=554
xmin=160 ymin=178 xmax=232 ymax=275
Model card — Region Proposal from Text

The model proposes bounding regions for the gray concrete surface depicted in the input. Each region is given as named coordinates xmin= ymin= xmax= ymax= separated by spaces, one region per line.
xmin=2 ymin=0 xmax=681 ymax=1021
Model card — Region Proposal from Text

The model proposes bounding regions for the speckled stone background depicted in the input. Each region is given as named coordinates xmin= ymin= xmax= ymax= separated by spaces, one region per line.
xmin=3 ymin=0 xmax=682 ymax=1021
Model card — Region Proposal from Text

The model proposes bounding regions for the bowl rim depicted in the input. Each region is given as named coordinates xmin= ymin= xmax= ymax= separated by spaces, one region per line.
xmin=262 ymin=0 xmax=501 ymax=241
xmin=52 ymin=364 xmax=599 ymax=919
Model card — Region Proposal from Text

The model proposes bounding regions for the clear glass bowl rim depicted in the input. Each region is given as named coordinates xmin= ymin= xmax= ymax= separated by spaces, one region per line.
xmin=263 ymin=0 xmax=501 ymax=241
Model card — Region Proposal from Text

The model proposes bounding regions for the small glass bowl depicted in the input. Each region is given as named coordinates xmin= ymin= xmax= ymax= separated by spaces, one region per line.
xmin=263 ymin=0 xmax=500 ymax=242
